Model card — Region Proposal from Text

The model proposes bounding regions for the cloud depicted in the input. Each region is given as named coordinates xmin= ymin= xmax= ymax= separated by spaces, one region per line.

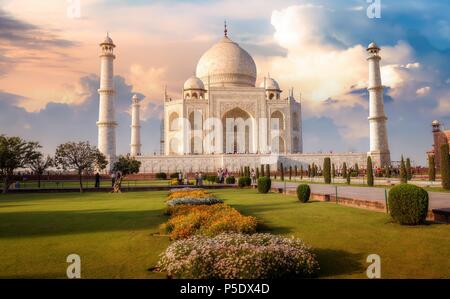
xmin=416 ymin=86 xmax=431 ymax=96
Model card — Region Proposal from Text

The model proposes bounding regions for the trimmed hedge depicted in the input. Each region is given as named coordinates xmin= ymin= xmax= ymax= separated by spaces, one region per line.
xmin=225 ymin=176 xmax=236 ymax=184
xmin=155 ymin=172 xmax=168 ymax=180
xmin=297 ymin=184 xmax=311 ymax=203
xmin=238 ymin=176 xmax=251 ymax=188
xmin=388 ymin=184 xmax=429 ymax=225
xmin=257 ymin=177 xmax=271 ymax=193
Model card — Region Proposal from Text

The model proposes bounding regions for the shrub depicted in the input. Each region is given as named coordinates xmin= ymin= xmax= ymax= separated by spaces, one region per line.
xmin=206 ymin=175 xmax=218 ymax=184
xmin=157 ymin=233 xmax=320 ymax=279
xmin=297 ymin=184 xmax=311 ymax=203
xmin=323 ymin=157 xmax=331 ymax=184
xmin=161 ymin=204 xmax=257 ymax=240
xmin=225 ymin=176 xmax=236 ymax=184
xmin=169 ymin=172 xmax=180 ymax=179
xmin=238 ymin=176 xmax=251 ymax=188
xmin=400 ymin=156 xmax=407 ymax=183
xmin=367 ymin=156 xmax=374 ymax=187
xmin=428 ymin=155 xmax=435 ymax=181
xmin=388 ymin=184 xmax=429 ymax=225
xmin=170 ymin=178 xmax=179 ymax=186
xmin=257 ymin=177 xmax=271 ymax=193
xmin=155 ymin=172 xmax=167 ymax=180
xmin=440 ymin=144 xmax=450 ymax=189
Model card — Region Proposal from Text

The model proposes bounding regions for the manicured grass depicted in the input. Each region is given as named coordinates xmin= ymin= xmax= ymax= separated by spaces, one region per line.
xmin=0 ymin=189 xmax=448 ymax=278
xmin=212 ymin=189 xmax=450 ymax=278
xmin=0 ymin=192 xmax=170 ymax=278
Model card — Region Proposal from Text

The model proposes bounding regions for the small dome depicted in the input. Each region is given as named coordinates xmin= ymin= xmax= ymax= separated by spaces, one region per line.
xmin=259 ymin=77 xmax=280 ymax=91
xmin=184 ymin=76 xmax=205 ymax=90
xmin=367 ymin=42 xmax=379 ymax=51
xmin=100 ymin=34 xmax=114 ymax=46
xmin=432 ymin=120 xmax=440 ymax=126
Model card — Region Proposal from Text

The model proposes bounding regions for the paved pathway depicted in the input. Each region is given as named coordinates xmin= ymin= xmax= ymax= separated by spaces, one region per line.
xmin=272 ymin=181 xmax=450 ymax=210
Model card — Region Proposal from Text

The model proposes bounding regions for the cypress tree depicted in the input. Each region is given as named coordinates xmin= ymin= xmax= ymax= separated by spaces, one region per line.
xmin=280 ymin=163 xmax=284 ymax=181
xmin=332 ymin=163 xmax=336 ymax=178
xmin=289 ymin=166 xmax=292 ymax=180
xmin=308 ymin=164 xmax=311 ymax=177
xmin=367 ymin=156 xmax=374 ymax=187
xmin=384 ymin=165 xmax=390 ymax=178
xmin=300 ymin=165 xmax=304 ymax=180
xmin=266 ymin=164 xmax=270 ymax=178
xmin=406 ymin=158 xmax=412 ymax=180
xmin=342 ymin=162 xmax=347 ymax=179
xmin=354 ymin=163 xmax=359 ymax=176
xmin=400 ymin=156 xmax=407 ymax=183
xmin=261 ymin=164 xmax=265 ymax=177
xmin=294 ymin=165 xmax=298 ymax=177
xmin=428 ymin=155 xmax=435 ymax=181
xmin=240 ymin=166 xmax=244 ymax=177
xmin=440 ymin=144 xmax=450 ymax=189
xmin=256 ymin=167 xmax=260 ymax=179
xmin=323 ymin=157 xmax=331 ymax=184
xmin=346 ymin=168 xmax=351 ymax=185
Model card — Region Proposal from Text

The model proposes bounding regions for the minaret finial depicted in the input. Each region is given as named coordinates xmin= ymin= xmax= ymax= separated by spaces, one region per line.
xmin=224 ymin=20 xmax=228 ymax=37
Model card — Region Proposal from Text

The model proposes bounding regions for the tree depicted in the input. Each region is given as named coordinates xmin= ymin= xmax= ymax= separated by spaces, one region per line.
xmin=367 ymin=156 xmax=374 ymax=187
xmin=289 ymin=166 xmax=292 ymax=180
xmin=280 ymin=163 xmax=284 ymax=181
xmin=406 ymin=158 xmax=412 ymax=180
xmin=300 ymin=165 xmax=304 ymax=180
xmin=29 ymin=154 xmax=53 ymax=188
xmin=428 ymin=155 xmax=436 ymax=182
xmin=261 ymin=164 xmax=265 ymax=177
xmin=323 ymin=157 xmax=331 ymax=184
xmin=256 ymin=167 xmax=260 ymax=179
xmin=0 ymin=135 xmax=41 ymax=193
xmin=346 ymin=168 xmax=351 ymax=185
xmin=111 ymin=155 xmax=141 ymax=193
xmin=266 ymin=164 xmax=270 ymax=178
xmin=307 ymin=164 xmax=311 ymax=177
xmin=332 ymin=163 xmax=336 ymax=178
xmin=54 ymin=141 xmax=107 ymax=192
xmin=342 ymin=162 xmax=347 ymax=179
xmin=354 ymin=163 xmax=359 ymax=176
xmin=384 ymin=164 xmax=391 ymax=178
xmin=294 ymin=165 xmax=298 ymax=177
xmin=440 ymin=144 xmax=450 ymax=189
xmin=400 ymin=156 xmax=407 ymax=184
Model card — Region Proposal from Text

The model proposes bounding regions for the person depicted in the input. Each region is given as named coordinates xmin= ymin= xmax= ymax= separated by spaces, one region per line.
xmin=195 ymin=172 xmax=199 ymax=186
xmin=198 ymin=172 xmax=203 ymax=186
xmin=111 ymin=172 xmax=116 ymax=187
xmin=95 ymin=172 xmax=101 ymax=188
xmin=251 ymin=168 xmax=256 ymax=185
xmin=178 ymin=172 xmax=183 ymax=185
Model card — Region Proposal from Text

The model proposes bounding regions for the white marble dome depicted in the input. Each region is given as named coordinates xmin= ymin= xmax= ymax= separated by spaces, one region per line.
xmin=196 ymin=36 xmax=257 ymax=87
xmin=184 ymin=75 xmax=205 ymax=90
xmin=259 ymin=77 xmax=280 ymax=91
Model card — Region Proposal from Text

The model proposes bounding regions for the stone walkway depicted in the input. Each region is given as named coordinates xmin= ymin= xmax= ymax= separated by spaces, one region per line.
xmin=272 ymin=181 xmax=450 ymax=210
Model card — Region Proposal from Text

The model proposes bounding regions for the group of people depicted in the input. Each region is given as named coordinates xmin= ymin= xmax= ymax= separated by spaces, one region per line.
xmin=216 ymin=168 xmax=230 ymax=184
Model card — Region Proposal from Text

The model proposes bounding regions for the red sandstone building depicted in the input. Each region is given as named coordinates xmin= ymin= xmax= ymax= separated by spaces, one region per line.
xmin=427 ymin=120 xmax=450 ymax=170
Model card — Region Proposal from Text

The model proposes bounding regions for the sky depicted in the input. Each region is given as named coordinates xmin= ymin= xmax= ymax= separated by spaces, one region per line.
xmin=0 ymin=0 xmax=449 ymax=166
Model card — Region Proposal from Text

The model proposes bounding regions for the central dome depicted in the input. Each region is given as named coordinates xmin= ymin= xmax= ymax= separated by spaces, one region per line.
xmin=196 ymin=36 xmax=257 ymax=87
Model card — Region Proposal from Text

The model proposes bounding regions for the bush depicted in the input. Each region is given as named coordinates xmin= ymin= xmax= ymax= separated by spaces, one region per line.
xmin=297 ymin=184 xmax=311 ymax=203
xmin=157 ymin=233 xmax=320 ymax=279
xmin=160 ymin=204 xmax=257 ymax=240
xmin=388 ymin=184 xmax=429 ymax=225
xmin=155 ymin=172 xmax=167 ymax=180
xmin=169 ymin=172 xmax=180 ymax=179
xmin=238 ymin=176 xmax=251 ymax=188
xmin=257 ymin=177 xmax=271 ymax=193
xmin=323 ymin=157 xmax=331 ymax=184
xmin=367 ymin=156 xmax=374 ymax=187
xmin=441 ymin=144 xmax=450 ymax=189
xmin=206 ymin=175 xmax=218 ymax=184
xmin=225 ymin=176 xmax=236 ymax=184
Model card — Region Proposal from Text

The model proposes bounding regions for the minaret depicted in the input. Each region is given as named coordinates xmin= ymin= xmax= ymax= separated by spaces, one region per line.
xmin=97 ymin=33 xmax=117 ymax=170
xmin=130 ymin=94 xmax=142 ymax=156
xmin=367 ymin=42 xmax=391 ymax=167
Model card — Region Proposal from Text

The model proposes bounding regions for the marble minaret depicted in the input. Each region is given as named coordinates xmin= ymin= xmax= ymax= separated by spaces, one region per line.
xmin=130 ymin=94 xmax=142 ymax=156
xmin=97 ymin=33 xmax=117 ymax=169
xmin=367 ymin=42 xmax=390 ymax=167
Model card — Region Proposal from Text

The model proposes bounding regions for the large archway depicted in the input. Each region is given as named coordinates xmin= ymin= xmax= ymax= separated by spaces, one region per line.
xmin=222 ymin=107 xmax=254 ymax=154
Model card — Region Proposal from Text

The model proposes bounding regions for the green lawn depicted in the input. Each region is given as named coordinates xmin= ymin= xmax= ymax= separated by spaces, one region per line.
xmin=0 ymin=189 xmax=448 ymax=278
xmin=0 ymin=191 xmax=170 ymax=278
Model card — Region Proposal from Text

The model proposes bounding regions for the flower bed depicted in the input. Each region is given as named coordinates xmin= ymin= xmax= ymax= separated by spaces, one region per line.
xmin=167 ymin=197 xmax=223 ymax=207
xmin=161 ymin=204 xmax=257 ymax=240
xmin=167 ymin=188 xmax=211 ymax=200
xmin=157 ymin=233 xmax=320 ymax=279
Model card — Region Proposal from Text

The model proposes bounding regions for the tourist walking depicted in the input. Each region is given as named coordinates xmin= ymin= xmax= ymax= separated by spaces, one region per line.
xmin=95 ymin=172 xmax=101 ymax=188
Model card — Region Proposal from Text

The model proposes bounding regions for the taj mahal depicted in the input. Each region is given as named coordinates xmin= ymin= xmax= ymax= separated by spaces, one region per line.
xmin=96 ymin=25 xmax=391 ymax=174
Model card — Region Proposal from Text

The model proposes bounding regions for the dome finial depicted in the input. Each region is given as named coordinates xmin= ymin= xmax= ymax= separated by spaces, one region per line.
xmin=224 ymin=20 xmax=228 ymax=37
